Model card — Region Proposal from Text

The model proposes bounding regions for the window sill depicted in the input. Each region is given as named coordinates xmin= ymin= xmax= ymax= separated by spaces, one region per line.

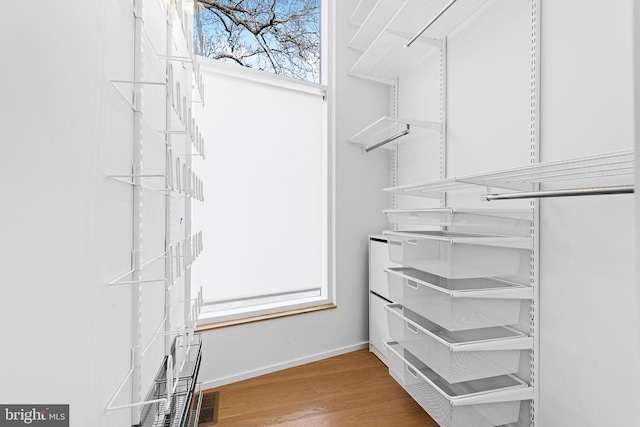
xmin=195 ymin=303 xmax=337 ymax=331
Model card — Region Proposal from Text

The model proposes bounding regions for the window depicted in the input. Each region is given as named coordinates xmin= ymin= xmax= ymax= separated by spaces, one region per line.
xmin=194 ymin=0 xmax=321 ymax=83
xmin=192 ymin=1 xmax=332 ymax=325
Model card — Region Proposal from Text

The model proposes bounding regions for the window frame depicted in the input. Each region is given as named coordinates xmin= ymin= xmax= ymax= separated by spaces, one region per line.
xmin=195 ymin=0 xmax=335 ymax=327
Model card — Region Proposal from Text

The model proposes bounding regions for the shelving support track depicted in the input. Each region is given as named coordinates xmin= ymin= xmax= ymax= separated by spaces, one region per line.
xmin=529 ymin=0 xmax=540 ymax=425
xmin=131 ymin=0 xmax=145 ymax=424
xmin=164 ymin=2 xmax=174 ymax=357
xmin=439 ymin=37 xmax=448 ymax=209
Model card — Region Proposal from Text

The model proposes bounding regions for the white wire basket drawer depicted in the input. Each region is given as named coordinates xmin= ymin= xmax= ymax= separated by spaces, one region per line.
xmin=385 ymin=341 xmax=533 ymax=427
xmin=384 ymin=231 xmax=532 ymax=279
xmin=386 ymin=304 xmax=532 ymax=383
xmin=385 ymin=267 xmax=531 ymax=330
xmin=384 ymin=208 xmax=532 ymax=229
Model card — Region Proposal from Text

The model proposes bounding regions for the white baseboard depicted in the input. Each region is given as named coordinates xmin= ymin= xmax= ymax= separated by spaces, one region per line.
xmin=200 ymin=341 xmax=370 ymax=389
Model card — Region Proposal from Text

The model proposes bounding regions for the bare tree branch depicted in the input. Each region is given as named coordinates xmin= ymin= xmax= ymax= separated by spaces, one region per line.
xmin=194 ymin=0 xmax=320 ymax=82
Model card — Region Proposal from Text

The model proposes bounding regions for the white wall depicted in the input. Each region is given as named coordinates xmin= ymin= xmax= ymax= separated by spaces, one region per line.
xmin=0 ymin=1 xmax=134 ymax=425
xmin=538 ymin=1 xmax=639 ymax=425
xmin=0 ymin=1 xmax=195 ymax=425
xmin=195 ymin=0 xmax=391 ymax=387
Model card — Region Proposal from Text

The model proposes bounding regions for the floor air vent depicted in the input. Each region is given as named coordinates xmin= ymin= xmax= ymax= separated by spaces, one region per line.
xmin=198 ymin=391 xmax=220 ymax=426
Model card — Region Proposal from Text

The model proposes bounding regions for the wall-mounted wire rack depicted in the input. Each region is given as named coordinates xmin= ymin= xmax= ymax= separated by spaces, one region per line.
xmin=385 ymin=150 xmax=635 ymax=199
xmin=107 ymin=153 xmax=205 ymax=202
xmin=109 ymin=74 xmax=205 ymax=160
xmin=107 ymin=291 xmax=205 ymax=423
xmin=107 ymin=232 xmax=203 ymax=287
xmin=109 ymin=0 xmax=205 ymax=161
xmin=349 ymin=0 xmax=404 ymax=51
xmin=348 ymin=0 xmax=491 ymax=83
xmin=348 ymin=116 xmax=442 ymax=152
xmin=106 ymin=0 xmax=206 ymax=425
xmin=348 ymin=0 xmax=378 ymax=27
xmin=136 ymin=334 xmax=203 ymax=427
xmin=120 ymin=0 xmax=204 ymax=102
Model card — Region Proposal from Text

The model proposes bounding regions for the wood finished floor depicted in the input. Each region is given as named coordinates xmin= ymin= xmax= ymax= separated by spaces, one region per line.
xmin=200 ymin=349 xmax=438 ymax=426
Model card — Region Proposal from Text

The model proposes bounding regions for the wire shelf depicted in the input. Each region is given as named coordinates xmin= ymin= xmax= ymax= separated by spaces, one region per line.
xmin=107 ymin=231 xmax=203 ymax=287
xmin=385 ymin=177 xmax=473 ymax=199
xmin=385 ymin=150 xmax=635 ymax=198
xmin=348 ymin=0 xmax=378 ymax=26
xmin=349 ymin=116 xmax=441 ymax=152
xmin=462 ymin=150 xmax=634 ymax=189
xmin=349 ymin=0 xmax=405 ymax=51
xmin=349 ymin=0 xmax=490 ymax=82
xmin=107 ymin=156 xmax=204 ymax=202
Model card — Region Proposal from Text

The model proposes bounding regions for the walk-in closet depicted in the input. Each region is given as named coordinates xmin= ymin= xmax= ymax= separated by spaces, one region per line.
xmin=1 ymin=0 xmax=638 ymax=426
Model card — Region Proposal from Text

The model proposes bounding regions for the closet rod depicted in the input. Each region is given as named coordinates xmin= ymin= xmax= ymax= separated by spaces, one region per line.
xmin=481 ymin=185 xmax=634 ymax=201
xmin=365 ymin=125 xmax=410 ymax=153
xmin=406 ymin=0 xmax=458 ymax=47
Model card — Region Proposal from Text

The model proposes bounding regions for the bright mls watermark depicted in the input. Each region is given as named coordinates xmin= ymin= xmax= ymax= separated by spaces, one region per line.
xmin=0 ymin=406 xmax=68 ymax=426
